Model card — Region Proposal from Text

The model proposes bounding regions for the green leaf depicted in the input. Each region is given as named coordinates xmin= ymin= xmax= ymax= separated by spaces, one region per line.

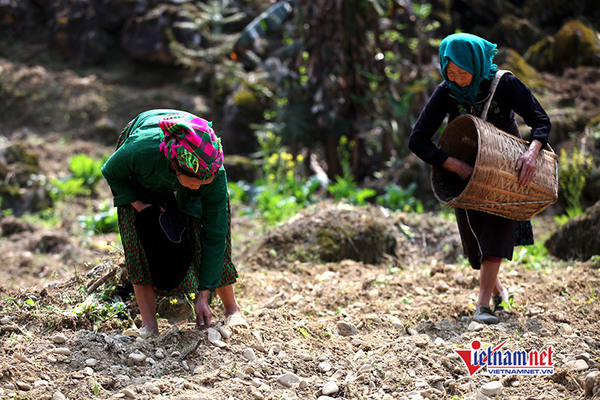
xmin=298 ymin=327 xmax=310 ymax=338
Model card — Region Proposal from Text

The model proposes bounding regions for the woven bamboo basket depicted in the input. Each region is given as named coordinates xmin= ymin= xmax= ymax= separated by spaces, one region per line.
xmin=431 ymin=114 xmax=558 ymax=221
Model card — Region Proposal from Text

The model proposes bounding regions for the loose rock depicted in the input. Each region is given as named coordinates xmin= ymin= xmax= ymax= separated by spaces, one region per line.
xmin=243 ymin=348 xmax=257 ymax=361
xmin=565 ymin=359 xmax=588 ymax=372
xmin=143 ymin=382 xmax=161 ymax=395
xmin=128 ymin=352 xmax=147 ymax=366
xmin=277 ymin=372 xmax=301 ymax=388
xmin=337 ymin=321 xmax=358 ymax=336
xmin=206 ymin=327 xmax=221 ymax=342
xmin=322 ymin=381 xmax=339 ymax=395
xmin=16 ymin=381 xmax=31 ymax=391
xmin=584 ymin=371 xmax=600 ymax=396
xmin=481 ymin=380 xmax=503 ymax=396
xmin=52 ymin=392 xmax=67 ymax=400
xmin=218 ymin=326 xmax=232 ymax=339
xmin=52 ymin=347 xmax=71 ymax=356
xmin=121 ymin=388 xmax=136 ymax=398
xmin=51 ymin=333 xmax=68 ymax=344
xmin=318 ymin=361 xmax=332 ymax=372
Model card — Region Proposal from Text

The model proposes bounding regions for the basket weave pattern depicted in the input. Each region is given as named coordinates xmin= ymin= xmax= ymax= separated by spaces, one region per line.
xmin=431 ymin=115 xmax=558 ymax=221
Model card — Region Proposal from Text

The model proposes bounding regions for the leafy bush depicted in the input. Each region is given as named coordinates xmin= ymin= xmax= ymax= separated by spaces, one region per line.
xmin=327 ymin=175 xmax=376 ymax=205
xmin=73 ymin=287 xmax=129 ymax=330
xmin=254 ymin=188 xmax=303 ymax=224
xmin=326 ymin=135 xmax=376 ymax=205
xmin=69 ymin=154 xmax=106 ymax=193
xmin=557 ymin=147 xmax=593 ymax=220
xmin=512 ymin=236 xmax=552 ymax=271
xmin=377 ymin=183 xmax=423 ymax=212
xmin=241 ymin=131 xmax=323 ymax=224
xmin=50 ymin=177 xmax=88 ymax=200
xmin=50 ymin=154 xmax=106 ymax=200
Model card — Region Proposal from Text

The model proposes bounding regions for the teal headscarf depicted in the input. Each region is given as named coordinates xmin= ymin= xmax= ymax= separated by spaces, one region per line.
xmin=439 ymin=33 xmax=498 ymax=105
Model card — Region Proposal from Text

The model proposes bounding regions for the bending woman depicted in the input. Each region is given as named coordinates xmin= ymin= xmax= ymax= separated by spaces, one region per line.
xmin=102 ymin=109 xmax=246 ymax=336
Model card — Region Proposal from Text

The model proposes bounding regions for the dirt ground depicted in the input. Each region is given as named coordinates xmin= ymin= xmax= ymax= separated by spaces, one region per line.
xmin=1 ymin=189 xmax=599 ymax=400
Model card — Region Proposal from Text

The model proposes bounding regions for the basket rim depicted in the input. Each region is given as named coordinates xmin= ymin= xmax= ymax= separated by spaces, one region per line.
xmin=431 ymin=114 xmax=558 ymax=209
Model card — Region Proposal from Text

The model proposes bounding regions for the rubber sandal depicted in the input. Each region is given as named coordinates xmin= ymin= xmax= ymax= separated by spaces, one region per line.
xmin=473 ymin=306 xmax=499 ymax=325
xmin=123 ymin=326 xmax=156 ymax=339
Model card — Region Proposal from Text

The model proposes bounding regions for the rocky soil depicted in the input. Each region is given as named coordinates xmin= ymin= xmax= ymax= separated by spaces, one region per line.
xmin=1 ymin=191 xmax=599 ymax=400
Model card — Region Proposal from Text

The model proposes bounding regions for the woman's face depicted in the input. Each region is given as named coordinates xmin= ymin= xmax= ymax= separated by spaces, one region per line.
xmin=176 ymin=171 xmax=215 ymax=189
xmin=446 ymin=61 xmax=473 ymax=87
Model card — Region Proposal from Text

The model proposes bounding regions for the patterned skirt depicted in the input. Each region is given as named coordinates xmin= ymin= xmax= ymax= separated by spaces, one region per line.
xmin=118 ymin=202 xmax=238 ymax=296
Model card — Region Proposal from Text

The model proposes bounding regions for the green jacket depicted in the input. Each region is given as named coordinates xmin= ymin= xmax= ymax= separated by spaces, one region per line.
xmin=101 ymin=109 xmax=229 ymax=290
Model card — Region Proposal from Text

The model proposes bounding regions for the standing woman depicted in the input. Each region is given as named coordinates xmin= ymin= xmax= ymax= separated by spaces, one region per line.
xmin=409 ymin=33 xmax=551 ymax=324
xmin=102 ymin=109 xmax=246 ymax=336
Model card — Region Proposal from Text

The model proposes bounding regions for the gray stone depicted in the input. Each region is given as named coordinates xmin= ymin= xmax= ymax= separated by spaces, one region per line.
xmin=322 ymin=381 xmax=339 ymax=395
xmin=243 ymin=348 xmax=256 ymax=361
xmin=467 ymin=321 xmax=484 ymax=331
xmin=16 ymin=381 xmax=31 ymax=391
xmin=52 ymin=347 xmax=71 ymax=356
xmin=584 ymin=371 xmax=600 ymax=396
xmin=52 ymin=392 xmax=67 ymax=400
xmin=277 ymin=372 xmax=301 ymax=388
xmin=51 ymin=333 xmax=68 ymax=344
xmin=565 ymin=359 xmax=589 ymax=372
xmin=128 ymin=352 xmax=146 ymax=367
xmin=143 ymin=382 xmax=161 ymax=395
xmin=481 ymin=380 xmax=503 ymax=396
xmin=218 ymin=326 xmax=232 ymax=339
xmin=336 ymin=321 xmax=358 ymax=336
xmin=121 ymin=388 xmax=137 ymax=398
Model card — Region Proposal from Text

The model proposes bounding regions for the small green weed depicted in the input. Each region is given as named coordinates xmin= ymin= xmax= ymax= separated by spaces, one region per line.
xmin=498 ymin=294 xmax=516 ymax=310
xmin=73 ymin=284 xmax=129 ymax=328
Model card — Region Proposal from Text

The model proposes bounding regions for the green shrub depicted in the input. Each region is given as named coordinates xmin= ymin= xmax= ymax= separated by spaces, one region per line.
xmin=50 ymin=176 xmax=88 ymax=200
xmin=512 ymin=235 xmax=552 ymax=271
xmin=69 ymin=154 xmax=106 ymax=194
xmin=50 ymin=154 xmax=107 ymax=200
xmin=326 ymin=135 xmax=376 ymax=205
xmin=326 ymin=175 xmax=376 ymax=205
xmin=558 ymin=147 xmax=593 ymax=219
xmin=377 ymin=183 xmax=423 ymax=212
xmin=78 ymin=200 xmax=119 ymax=235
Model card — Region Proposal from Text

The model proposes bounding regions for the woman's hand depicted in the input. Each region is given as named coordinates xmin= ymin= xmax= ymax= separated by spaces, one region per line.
xmin=515 ymin=139 xmax=542 ymax=186
xmin=195 ymin=290 xmax=213 ymax=330
xmin=442 ymin=157 xmax=474 ymax=180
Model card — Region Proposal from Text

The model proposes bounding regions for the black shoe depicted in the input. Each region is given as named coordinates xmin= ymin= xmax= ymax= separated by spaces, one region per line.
xmin=473 ymin=306 xmax=499 ymax=325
